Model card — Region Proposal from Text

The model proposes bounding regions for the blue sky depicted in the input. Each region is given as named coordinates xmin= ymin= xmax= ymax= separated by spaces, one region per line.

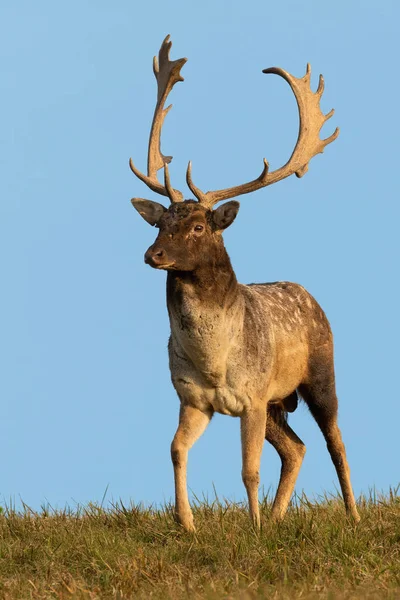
xmin=1 ymin=0 xmax=399 ymax=510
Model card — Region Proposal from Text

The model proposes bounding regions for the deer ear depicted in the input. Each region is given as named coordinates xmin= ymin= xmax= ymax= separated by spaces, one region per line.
xmin=212 ymin=201 xmax=240 ymax=230
xmin=131 ymin=198 xmax=167 ymax=226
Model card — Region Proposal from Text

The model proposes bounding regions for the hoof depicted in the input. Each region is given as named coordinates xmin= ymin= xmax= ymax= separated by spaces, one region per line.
xmin=175 ymin=512 xmax=196 ymax=532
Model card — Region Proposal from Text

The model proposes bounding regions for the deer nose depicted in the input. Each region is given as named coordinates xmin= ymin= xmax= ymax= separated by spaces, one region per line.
xmin=144 ymin=247 xmax=165 ymax=266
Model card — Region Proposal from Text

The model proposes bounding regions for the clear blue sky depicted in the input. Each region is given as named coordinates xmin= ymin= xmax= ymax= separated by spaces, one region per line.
xmin=1 ymin=0 xmax=399 ymax=510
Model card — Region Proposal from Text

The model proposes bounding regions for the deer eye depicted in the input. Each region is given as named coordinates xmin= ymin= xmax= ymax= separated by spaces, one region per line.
xmin=193 ymin=224 xmax=204 ymax=232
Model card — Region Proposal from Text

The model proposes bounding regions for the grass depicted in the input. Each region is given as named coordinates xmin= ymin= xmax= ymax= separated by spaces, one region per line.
xmin=0 ymin=491 xmax=399 ymax=599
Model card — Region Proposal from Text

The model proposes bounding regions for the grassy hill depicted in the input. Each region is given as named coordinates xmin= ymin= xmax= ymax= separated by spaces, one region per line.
xmin=0 ymin=491 xmax=399 ymax=599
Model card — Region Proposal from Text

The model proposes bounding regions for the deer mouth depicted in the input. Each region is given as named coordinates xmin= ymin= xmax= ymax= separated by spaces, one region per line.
xmin=152 ymin=261 xmax=176 ymax=270
xmin=144 ymin=249 xmax=176 ymax=270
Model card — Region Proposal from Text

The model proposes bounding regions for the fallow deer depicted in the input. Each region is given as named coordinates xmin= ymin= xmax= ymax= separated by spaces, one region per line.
xmin=130 ymin=36 xmax=360 ymax=531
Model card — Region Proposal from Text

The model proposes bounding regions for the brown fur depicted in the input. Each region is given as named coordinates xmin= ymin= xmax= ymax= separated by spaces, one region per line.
xmin=136 ymin=200 xmax=360 ymax=530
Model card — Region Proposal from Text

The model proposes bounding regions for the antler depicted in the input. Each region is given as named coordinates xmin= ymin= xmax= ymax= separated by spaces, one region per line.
xmin=129 ymin=35 xmax=187 ymax=202
xmin=187 ymin=63 xmax=339 ymax=208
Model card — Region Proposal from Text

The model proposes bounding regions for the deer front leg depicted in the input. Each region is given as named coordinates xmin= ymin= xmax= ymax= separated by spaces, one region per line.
xmin=171 ymin=403 xmax=212 ymax=532
xmin=240 ymin=406 xmax=267 ymax=529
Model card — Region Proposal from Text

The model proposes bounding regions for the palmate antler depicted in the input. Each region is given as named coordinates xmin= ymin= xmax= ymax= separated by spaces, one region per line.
xmin=131 ymin=38 xmax=339 ymax=208
xmin=187 ymin=64 xmax=339 ymax=208
xmin=129 ymin=35 xmax=187 ymax=202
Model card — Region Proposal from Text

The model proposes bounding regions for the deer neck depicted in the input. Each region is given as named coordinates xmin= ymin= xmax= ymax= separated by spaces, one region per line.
xmin=166 ymin=247 xmax=239 ymax=313
xmin=166 ymin=248 xmax=241 ymax=371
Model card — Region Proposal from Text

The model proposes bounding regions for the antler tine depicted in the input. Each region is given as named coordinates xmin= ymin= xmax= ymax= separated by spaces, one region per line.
xmin=186 ymin=161 xmax=207 ymax=204
xmin=163 ymin=162 xmax=181 ymax=203
xmin=189 ymin=63 xmax=339 ymax=208
xmin=187 ymin=159 xmax=270 ymax=208
xmin=262 ymin=64 xmax=339 ymax=179
xmin=129 ymin=35 xmax=187 ymax=202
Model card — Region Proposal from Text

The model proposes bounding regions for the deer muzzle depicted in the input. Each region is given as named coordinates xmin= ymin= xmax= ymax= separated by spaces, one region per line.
xmin=144 ymin=244 xmax=174 ymax=269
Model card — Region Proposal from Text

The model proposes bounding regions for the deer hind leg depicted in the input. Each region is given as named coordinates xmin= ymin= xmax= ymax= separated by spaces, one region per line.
xmin=265 ymin=404 xmax=306 ymax=521
xmin=171 ymin=403 xmax=213 ymax=532
xmin=299 ymin=354 xmax=360 ymax=522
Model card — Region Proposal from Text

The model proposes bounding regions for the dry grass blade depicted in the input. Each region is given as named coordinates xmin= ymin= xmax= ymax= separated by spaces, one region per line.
xmin=0 ymin=492 xmax=398 ymax=599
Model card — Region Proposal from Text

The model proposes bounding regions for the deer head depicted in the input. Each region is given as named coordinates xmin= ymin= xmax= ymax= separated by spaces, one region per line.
xmin=131 ymin=35 xmax=339 ymax=271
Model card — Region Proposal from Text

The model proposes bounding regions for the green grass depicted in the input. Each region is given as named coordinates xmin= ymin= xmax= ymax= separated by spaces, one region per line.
xmin=0 ymin=491 xmax=399 ymax=599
